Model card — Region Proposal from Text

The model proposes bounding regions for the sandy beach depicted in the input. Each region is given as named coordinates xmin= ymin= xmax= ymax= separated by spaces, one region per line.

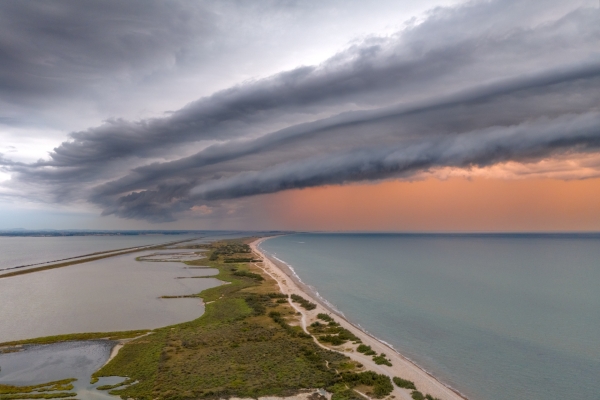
xmin=250 ymin=238 xmax=466 ymax=400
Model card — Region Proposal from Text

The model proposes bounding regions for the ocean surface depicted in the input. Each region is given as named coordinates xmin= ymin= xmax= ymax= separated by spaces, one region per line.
xmin=260 ymin=233 xmax=600 ymax=400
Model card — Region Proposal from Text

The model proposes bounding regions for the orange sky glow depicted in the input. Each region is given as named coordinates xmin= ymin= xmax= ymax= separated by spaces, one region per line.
xmin=263 ymin=176 xmax=600 ymax=232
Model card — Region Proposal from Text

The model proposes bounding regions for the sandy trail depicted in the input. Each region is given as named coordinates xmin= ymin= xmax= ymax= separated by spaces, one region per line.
xmin=103 ymin=331 xmax=154 ymax=367
xmin=250 ymin=238 xmax=467 ymax=400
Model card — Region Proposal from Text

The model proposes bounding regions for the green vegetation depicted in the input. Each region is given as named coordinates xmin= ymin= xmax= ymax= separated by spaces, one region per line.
xmin=91 ymin=240 xmax=386 ymax=400
xmin=408 ymin=390 xmax=441 ymax=400
xmin=96 ymin=378 xmax=134 ymax=391
xmin=208 ymin=242 xmax=251 ymax=261
xmin=291 ymin=294 xmax=317 ymax=310
xmin=317 ymin=313 xmax=334 ymax=322
xmin=0 ymin=379 xmax=77 ymax=399
xmin=232 ymin=270 xmax=264 ymax=281
xmin=0 ymin=393 xmax=77 ymax=399
xmin=0 ymin=330 xmax=148 ymax=348
xmin=267 ymin=292 xmax=289 ymax=304
xmin=309 ymin=321 xmax=362 ymax=347
xmin=411 ymin=391 xmax=425 ymax=400
xmin=356 ymin=344 xmax=376 ymax=355
xmin=224 ymin=257 xmax=261 ymax=263
xmin=372 ymin=353 xmax=392 ymax=366
xmin=393 ymin=377 xmax=416 ymax=390
xmin=266 ymin=292 xmax=288 ymax=299
xmin=336 ymin=371 xmax=393 ymax=398
xmin=4 ymin=239 xmax=399 ymax=400
xmin=268 ymin=311 xmax=312 ymax=339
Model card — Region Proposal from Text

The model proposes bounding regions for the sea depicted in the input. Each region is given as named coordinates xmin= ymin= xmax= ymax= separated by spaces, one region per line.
xmin=259 ymin=233 xmax=600 ymax=400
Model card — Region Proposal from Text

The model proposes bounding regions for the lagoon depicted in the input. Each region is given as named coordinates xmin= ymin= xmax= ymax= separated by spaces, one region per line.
xmin=0 ymin=234 xmax=199 ymax=271
xmin=0 ymin=340 xmax=121 ymax=399
xmin=0 ymin=250 xmax=221 ymax=343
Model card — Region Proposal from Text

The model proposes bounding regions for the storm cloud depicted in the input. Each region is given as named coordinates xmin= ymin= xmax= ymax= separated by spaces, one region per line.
xmin=1 ymin=0 xmax=599 ymax=222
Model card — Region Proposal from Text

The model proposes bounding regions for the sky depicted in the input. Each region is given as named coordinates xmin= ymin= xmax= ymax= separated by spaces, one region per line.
xmin=1 ymin=0 xmax=599 ymax=231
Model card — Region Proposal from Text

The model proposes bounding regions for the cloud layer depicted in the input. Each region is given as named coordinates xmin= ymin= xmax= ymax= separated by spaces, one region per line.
xmin=1 ymin=0 xmax=600 ymax=222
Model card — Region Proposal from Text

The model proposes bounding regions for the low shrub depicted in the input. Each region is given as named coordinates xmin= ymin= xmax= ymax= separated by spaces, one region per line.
xmin=372 ymin=354 xmax=392 ymax=366
xmin=267 ymin=293 xmax=288 ymax=299
xmin=411 ymin=391 xmax=426 ymax=400
xmin=356 ymin=344 xmax=376 ymax=355
xmin=290 ymin=294 xmax=317 ymax=310
xmin=393 ymin=377 xmax=416 ymax=390
xmin=232 ymin=270 xmax=264 ymax=281
xmin=317 ymin=313 xmax=334 ymax=322
xmin=268 ymin=312 xmax=312 ymax=339
xmin=319 ymin=335 xmax=346 ymax=346
xmin=338 ymin=371 xmax=393 ymax=398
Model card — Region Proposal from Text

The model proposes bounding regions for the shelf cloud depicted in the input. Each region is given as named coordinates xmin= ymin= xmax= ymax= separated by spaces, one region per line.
xmin=1 ymin=0 xmax=599 ymax=222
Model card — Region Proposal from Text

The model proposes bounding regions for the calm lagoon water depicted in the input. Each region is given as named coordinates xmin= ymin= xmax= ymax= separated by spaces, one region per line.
xmin=0 ymin=250 xmax=221 ymax=343
xmin=0 ymin=234 xmax=199 ymax=270
xmin=0 ymin=231 xmax=254 ymax=271
xmin=260 ymin=233 xmax=600 ymax=400
xmin=0 ymin=341 xmax=121 ymax=399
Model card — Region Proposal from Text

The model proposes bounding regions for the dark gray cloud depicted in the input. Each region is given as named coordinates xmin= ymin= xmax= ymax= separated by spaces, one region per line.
xmin=2 ymin=0 xmax=599 ymax=222
xmin=188 ymin=112 xmax=600 ymax=199
xmin=0 ymin=1 xmax=216 ymax=127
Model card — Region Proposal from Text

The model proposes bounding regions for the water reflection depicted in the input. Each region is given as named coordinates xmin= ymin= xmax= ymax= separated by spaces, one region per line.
xmin=0 ymin=250 xmax=222 ymax=343
xmin=0 ymin=340 xmax=120 ymax=399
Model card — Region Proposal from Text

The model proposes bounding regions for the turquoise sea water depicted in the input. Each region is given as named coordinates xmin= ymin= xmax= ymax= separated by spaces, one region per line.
xmin=260 ymin=233 xmax=600 ymax=400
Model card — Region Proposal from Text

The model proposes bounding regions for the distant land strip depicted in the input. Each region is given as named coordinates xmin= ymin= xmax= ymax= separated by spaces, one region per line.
xmin=0 ymin=238 xmax=198 ymax=279
xmin=0 ymin=243 xmax=183 ymax=272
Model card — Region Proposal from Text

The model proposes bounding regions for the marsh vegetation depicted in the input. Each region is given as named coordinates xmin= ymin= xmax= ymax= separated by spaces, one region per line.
xmin=85 ymin=239 xmax=395 ymax=400
xmin=0 ymin=378 xmax=77 ymax=399
xmin=290 ymin=294 xmax=317 ymax=310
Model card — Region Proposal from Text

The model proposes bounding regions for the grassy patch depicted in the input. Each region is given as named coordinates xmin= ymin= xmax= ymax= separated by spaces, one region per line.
xmin=0 ymin=393 xmax=77 ymax=399
xmin=208 ymin=242 xmax=251 ymax=261
xmin=0 ymin=379 xmax=77 ymax=399
xmin=96 ymin=378 xmax=134 ymax=391
xmin=0 ymin=331 xmax=149 ymax=348
xmin=356 ymin=344 xmax=376 ymax=356
xmin=232 ymin=270 xmax=264 ymax=281
xmin=372 ymin=353 xmax=392 ymax=366
xmin=317 ymin=313 xmax=334 ymax=322
xmin=291 ymin=294 xmax=317 ymax=310
xmin=92 ymin=243 xmax=366 ymax=399
xmin=393 ymin=376 xmax=416 ymax=390
xmin=310 ymin=321 xmax=362 ymax=346
xmin=327 ymin=372 xmax=393 ymax=399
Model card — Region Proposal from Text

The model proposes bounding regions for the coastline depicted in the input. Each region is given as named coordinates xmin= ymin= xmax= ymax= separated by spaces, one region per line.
xmin=251 ymin=237 xmax=467 ymax=400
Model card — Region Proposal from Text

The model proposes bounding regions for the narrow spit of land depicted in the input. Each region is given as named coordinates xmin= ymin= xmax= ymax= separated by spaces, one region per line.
xmin=1 ymin=237 xmax=461 ymax=400
xmin=251 ymin=238 xmax=466 ymax=400
xmin=0 ymin=238 xmax=197 ymax=279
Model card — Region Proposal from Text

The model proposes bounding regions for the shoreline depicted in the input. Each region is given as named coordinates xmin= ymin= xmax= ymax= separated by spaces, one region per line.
xmin=251 ymin=237 xmax=468 ymax=400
